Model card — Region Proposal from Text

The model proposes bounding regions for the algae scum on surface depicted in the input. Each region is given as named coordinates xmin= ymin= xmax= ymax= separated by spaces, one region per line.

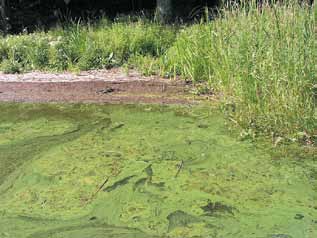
xmin=0 ymin=103 xmax=316 ymax=238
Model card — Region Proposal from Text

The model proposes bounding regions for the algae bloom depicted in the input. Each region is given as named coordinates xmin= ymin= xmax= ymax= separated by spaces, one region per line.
xmin=0 ymin=103 xmax=316 ymax=238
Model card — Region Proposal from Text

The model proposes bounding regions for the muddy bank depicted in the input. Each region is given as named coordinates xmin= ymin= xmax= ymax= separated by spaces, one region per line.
xmin=0 ymin=69 xmax=199 ymax=104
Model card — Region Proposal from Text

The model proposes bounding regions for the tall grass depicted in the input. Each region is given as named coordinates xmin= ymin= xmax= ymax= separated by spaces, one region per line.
xmin=0 ymin=18 xmax=176 ymax=72
xmin=162 ymin=1 xmax=316 ymax=140
xmin=0 ymin=1 xmax=315 ymax=141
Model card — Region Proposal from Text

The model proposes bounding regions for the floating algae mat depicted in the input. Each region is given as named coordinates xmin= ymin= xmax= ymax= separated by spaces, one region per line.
xmin=0 ymin=103 xmax=316 ymax=238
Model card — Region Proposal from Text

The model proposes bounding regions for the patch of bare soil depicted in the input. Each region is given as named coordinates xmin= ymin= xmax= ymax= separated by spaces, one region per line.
xmin=0 ymin=68 xmax=198 ymax=104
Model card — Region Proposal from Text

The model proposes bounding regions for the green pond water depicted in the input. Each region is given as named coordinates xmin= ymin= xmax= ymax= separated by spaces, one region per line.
xmin=0 ymin=103 xmax=316 ymax=238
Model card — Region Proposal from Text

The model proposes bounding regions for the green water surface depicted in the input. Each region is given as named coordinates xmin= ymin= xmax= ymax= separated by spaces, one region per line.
xmin=0 ymin=103 xmax=316 ymax=238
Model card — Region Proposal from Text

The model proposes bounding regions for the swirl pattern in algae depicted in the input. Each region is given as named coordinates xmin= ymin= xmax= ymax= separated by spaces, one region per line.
xmin=0 ymin=103 xmax=316 ymax=238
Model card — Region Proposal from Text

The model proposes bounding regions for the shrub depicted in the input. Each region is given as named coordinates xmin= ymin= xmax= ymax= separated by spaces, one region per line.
xmin=29 ymin=38 xmax=50 ymax=69
xmin=1 ymin=59 xmax=23 ymax=74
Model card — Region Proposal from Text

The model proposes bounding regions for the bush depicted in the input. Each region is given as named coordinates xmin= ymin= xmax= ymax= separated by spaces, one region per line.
xmin=1 ymin=59 xmax=23 ymax=74
xmin=0 ymin=41 xmax=9 ymax=62
xmin=77 ymin=45 xmax=113 ymax=70
xmin=49 ymin=41 xmax=71 ymax=71
xmin=29 ymin=39 xmax=50 ymax=69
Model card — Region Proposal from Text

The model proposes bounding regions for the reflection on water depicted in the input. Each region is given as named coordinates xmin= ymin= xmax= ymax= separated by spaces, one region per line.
xmin=0 ymin=103 xmax=316 ymax=238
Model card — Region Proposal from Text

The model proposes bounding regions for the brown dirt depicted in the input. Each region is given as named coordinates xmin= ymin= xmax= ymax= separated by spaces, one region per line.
xmin=0 ymin=68 xmax=200 ymax=104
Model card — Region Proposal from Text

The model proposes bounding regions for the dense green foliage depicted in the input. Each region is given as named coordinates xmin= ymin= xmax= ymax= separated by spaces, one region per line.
xmin=162 ymin=2 xmax=316 ymax=142
xmin=0 ymin=2 xmax=315 ymax=142
xmin=0 ymin=18 xmax=176 ymax=72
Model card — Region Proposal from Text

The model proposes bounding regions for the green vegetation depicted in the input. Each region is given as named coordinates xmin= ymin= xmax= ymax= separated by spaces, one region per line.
xmin=0 ymin=103 xmax=316 ymax=238
xmin=0 ymin=19 xmax=176 ymax=72
xmin=162 ymin=2 xmax=316 ymax=143
xmin=0 ymin=2 xmax=315 ymax=142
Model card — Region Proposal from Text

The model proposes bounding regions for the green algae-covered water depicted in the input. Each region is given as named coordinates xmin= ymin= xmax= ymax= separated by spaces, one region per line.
xmin=0 ymin=103 xmax=316 ymax=238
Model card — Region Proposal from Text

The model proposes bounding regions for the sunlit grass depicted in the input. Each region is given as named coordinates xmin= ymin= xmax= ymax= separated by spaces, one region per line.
xmin=162 ymin=1 xmax=316 ymax=140
xmin=0 ymin=18 xmax=176 ymax=72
